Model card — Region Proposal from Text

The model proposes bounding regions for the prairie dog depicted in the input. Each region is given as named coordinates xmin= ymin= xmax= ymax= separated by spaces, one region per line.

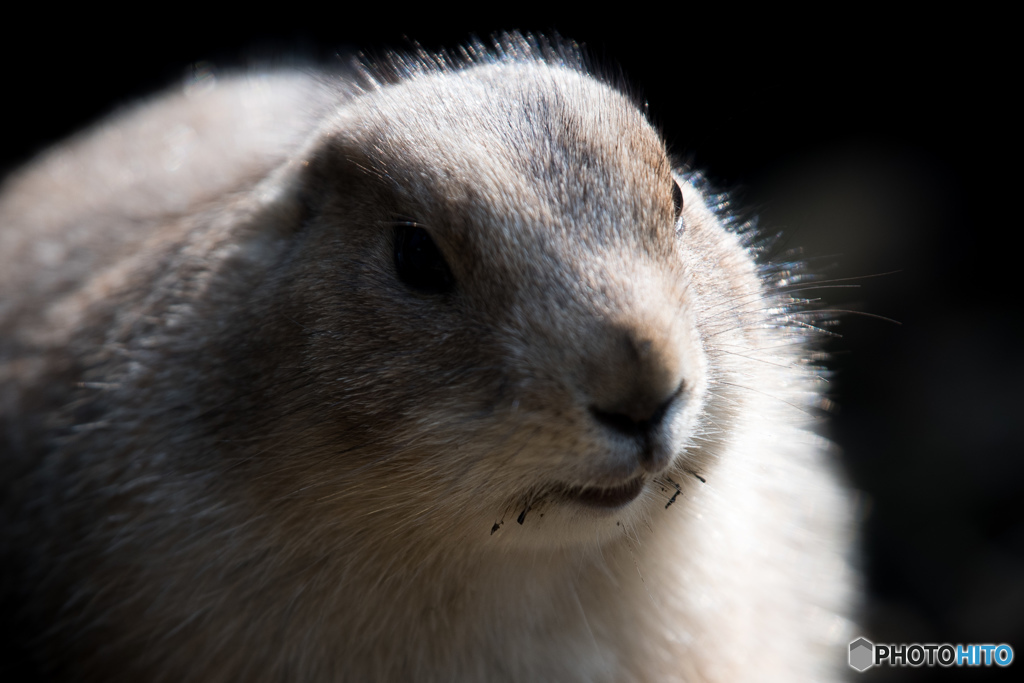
xmin=0 ymin=36 xmax=854 ymax=682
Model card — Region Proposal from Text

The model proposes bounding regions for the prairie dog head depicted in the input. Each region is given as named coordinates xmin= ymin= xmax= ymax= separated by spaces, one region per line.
xmin=221 ymin=58 xmax=724 ymax=552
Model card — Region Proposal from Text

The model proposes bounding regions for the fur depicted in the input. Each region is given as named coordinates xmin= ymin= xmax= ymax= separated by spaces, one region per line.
xmin=0 ymin=34 xmax=855 ymax=682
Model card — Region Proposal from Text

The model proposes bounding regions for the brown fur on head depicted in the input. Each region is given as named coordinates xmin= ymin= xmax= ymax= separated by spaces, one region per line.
xmin=1 ymin=35 xmax=853 ymax=682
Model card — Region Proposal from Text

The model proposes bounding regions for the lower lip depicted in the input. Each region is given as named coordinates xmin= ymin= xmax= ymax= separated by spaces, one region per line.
xmin=558 ymin=477 xmax=646 ymax=509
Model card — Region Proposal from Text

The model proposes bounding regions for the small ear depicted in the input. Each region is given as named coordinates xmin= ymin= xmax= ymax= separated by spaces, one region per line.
xmin=190 ymin=152 xmax=342 ymax=291
xmin=222 ymin=159 xmax=312 ymax=248
xmin=292 ymin=133 xmax=402 ymax=221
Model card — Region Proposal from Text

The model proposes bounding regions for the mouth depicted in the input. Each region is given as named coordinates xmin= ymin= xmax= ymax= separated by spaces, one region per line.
xmin=553 ymin=476 xmax=646 ymax=510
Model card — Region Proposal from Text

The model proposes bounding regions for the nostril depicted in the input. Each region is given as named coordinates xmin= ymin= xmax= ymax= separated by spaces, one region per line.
xmin=590 ymin=406 xmax=647 ymax=437
xmin=589 ymin=381 xmax=683 ymax=439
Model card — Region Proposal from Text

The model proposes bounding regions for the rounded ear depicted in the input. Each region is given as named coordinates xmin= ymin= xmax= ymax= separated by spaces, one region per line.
xmin=295 ymin=133 xmax=405 ymax=216
xmin=207 ymin=162 xmax=312 ymax=275
xmin=209 ymin=134 xmax=389 ymax=274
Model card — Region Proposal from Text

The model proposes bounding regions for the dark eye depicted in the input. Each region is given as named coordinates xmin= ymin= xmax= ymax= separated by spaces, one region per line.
xmin=671 ymin=179 xmax=683 ymax=219
xmin=393 ymin=224 xmax=455 ymax=294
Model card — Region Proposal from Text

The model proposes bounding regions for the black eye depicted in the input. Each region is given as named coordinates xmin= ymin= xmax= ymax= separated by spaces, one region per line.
xmin=393 ymin=224 xmax=455 ymax=294
xmin=671 ymin=179 xmax=683 ymax=219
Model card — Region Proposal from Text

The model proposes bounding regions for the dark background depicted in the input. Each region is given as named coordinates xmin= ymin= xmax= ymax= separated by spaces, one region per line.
xmin=2 ymin=9 xmax=1018 ymax=680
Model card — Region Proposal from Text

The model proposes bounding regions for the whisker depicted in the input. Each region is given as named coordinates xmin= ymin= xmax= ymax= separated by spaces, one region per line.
xmin=715 ymin=380 xmax=817 ymax=417
xmin=809 ymin=309 xmax=902 ymax=325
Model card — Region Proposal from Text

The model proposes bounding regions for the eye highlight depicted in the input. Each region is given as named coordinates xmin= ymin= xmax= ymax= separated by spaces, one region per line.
xmin=393 ymin=224 xmax=455 ymax=294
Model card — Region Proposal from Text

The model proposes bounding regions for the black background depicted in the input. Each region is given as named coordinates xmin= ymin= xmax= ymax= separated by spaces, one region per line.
xmin=2 ymin=9 xmax=1018 ymax=680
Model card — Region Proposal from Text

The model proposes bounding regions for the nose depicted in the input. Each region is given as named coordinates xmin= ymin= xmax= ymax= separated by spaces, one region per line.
xmin=584 ymin=325 xmax=687 ymax=447
xmin=589 ymin=379 xmax=684 ymax=440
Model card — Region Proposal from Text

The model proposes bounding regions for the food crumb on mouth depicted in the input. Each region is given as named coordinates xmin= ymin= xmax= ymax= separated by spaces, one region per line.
xmin=517 ymin=506 xmax=530 ymax=524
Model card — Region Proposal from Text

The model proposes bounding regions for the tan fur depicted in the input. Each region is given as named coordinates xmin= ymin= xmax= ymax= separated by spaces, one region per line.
xmin=0 ymin=36 xmax=855 ymax=682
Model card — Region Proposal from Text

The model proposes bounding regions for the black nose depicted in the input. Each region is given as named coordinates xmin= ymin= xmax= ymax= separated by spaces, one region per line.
xmin=589 ymin=381 xmax=683 ymax=440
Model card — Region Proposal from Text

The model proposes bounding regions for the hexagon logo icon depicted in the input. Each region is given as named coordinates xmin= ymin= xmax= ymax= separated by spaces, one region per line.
xmin=849 ymin=637 xmax=874 ymax=672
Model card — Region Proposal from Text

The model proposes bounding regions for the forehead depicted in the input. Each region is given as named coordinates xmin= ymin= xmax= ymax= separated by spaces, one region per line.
xmin=341 ymin=62 xmax=674 ymax=251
